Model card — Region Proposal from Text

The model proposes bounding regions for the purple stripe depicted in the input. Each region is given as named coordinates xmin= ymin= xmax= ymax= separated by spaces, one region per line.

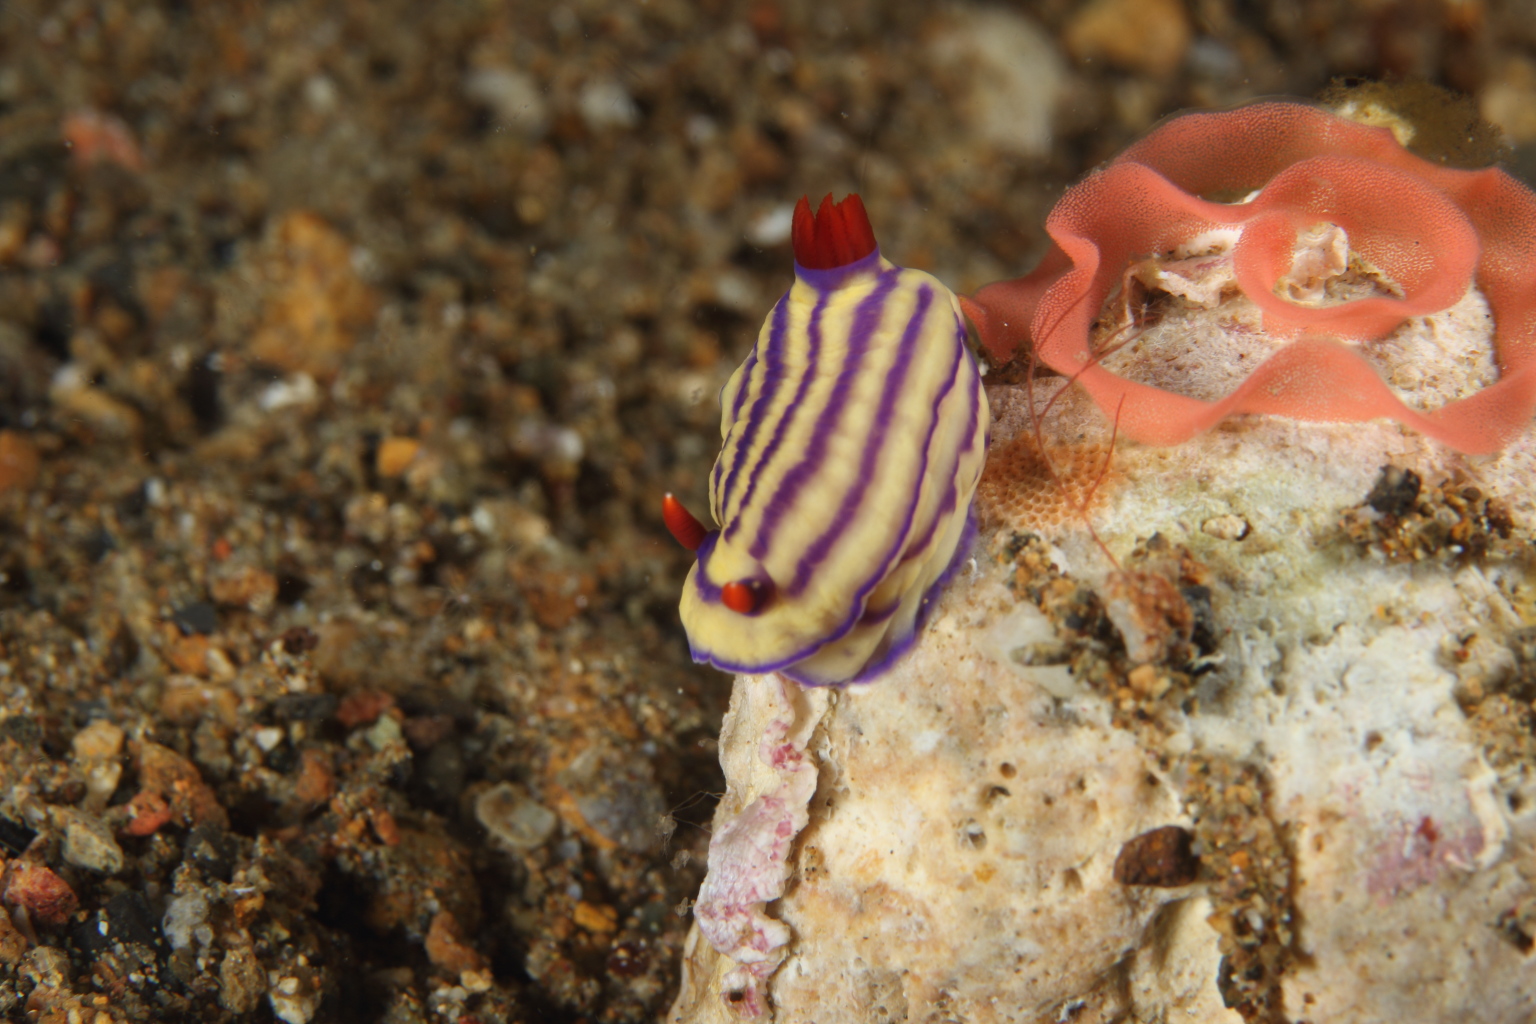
xmin=717 ymin=295 xmax=790 ymax=516
xmin=793 ymin=249 xmax=882 ymax=290
xmin=747 ymin=267 xmax=901 ymax=558
xmin=711 ymin=349 xmax=761 ymax=500
xmin=786 ymin=283 xmax=937 ymax=595
xmin=723 ymin=287 xmax=832 ymax=539
xmin=876 ymin=324 xmax=983 ymax=568
xmin=691 ymin=531 xmax=723 ymax=602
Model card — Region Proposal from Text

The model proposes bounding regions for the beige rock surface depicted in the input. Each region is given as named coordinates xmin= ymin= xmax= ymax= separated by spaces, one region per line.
xmin=671 ymin=277 xmax=1536 ymax=1022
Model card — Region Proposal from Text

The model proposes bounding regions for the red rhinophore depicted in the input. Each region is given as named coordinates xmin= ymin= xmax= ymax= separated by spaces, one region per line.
xmin=792 ymin=193 xmax=878 ymax=270
xmin=662 ymin=493 xmax=708 ymax=551
xmin=720 ymin=580 xmax=766 ymax=615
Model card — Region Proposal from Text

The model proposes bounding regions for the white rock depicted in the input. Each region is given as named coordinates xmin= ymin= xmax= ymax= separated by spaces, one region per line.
xmin=163 ymin=891 xmax=212 ymax=951
xmin=577 ymin=77 xmax=638 ymax=131
xmin=675 ymin=594 xmax=1194 ymax=1021
xmin=670 ymin=275 xmax=1536 ymax=1021
xmin=463 ymin=67 xmax=549 ymax=138
xmin=57 ymin=808 xmax=124 ymax=875
xmin=475 ymin=782 xmax=559 ymax=852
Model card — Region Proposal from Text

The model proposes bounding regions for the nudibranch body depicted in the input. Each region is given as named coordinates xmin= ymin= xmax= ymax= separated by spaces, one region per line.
xmin=668 ymin=194 xmax=990 ymax=686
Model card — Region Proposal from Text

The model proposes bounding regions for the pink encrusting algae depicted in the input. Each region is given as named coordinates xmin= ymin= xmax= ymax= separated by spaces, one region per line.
xmin=962 ymin=101 xmax=1536 ymax=454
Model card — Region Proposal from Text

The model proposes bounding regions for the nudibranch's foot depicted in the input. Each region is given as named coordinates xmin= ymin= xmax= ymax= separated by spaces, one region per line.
xmin=679 ymin=672 xmax=830 ymax=1018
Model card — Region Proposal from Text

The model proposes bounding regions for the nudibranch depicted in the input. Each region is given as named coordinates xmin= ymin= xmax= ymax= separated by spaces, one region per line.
xmin=665 ymin=194 xmax=990 ymax=686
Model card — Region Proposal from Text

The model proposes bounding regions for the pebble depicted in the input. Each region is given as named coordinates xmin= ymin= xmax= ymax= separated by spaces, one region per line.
xmin=248 ymin=211 xmax=380 ymax=379
xmin=375 ymin=436 xmax=422 ymax=478
xmin=162 ymin=891 xmax=213 ymax=951
xmin=1064 ymin=0 xmax=1192 ymax=77
xmin=577 ymin=77 xmax=639 ymax=130
xmin=72 ymin=720 xmax=126 ymax=810
xmin=573 ymin=900 xmax=618 ymax=933
xmin=58 ymin=808 xmax=125 ymax=874
xmin=0 ymin=430 xmax=39 ymax=493
xmin=267 ymin=963 xmax=322 ymax=1024
xmin=745 ymin=203 xmax=795 ymax=248
xmin=71 ymin=720 xmax=124 ymax=761
xmin=19 ymin=945 xmax=71 ymax=990
xmin=49 ymin=368 xmax=144 ymax=442
xmin=209 ymin=564 xmax=279 ymax=614
xmin=475 ymin=782 xmax=559 ymax=852
xmin=424 ymin=910 xmax=487 ymax=975
xmin=137 ymin=742 xmax=229 ymax=829
xmin=365 ymin=713 xmax=405 ymax=752
xmin=1201 ymin=514 xmax=1251 ymax=541
xmin=1113 ymin=825 xmax=1200 ymax=887
xmin=4 ymin=863 xmax=78 ymax=928
xmin=462 ymin=66 xmax=550 ymax=137
xmin=0 ymin=906 xmax=25 ymax=964
xmin=219 ymin=947 xmax=265 ymax=1014
xmin=120 ymin=791 xmax=173 ymax=837
xmin=1481 ymin=57 xmax=1536 ymax=145
xmin=61 ymin=108 xmax=145 ymax=171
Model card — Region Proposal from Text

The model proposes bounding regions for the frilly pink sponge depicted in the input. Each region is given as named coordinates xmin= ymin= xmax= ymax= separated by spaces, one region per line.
xmin=961 ymin=101 xmax=1536 ymax=454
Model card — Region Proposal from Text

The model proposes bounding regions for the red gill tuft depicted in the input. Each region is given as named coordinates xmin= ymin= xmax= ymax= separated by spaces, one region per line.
xmin=792 ymin=193 xmax=878 ymax=270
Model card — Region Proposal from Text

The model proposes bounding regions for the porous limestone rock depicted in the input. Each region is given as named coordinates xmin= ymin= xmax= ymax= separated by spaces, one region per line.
xmin=670 ymin=271 xmax=1536 ymax=1023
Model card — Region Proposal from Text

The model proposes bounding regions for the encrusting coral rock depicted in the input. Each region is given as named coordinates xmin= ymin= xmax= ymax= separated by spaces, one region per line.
xmin=688 ymin=676 xmax=829 ymax=1016
xmin=672 ymin=98 xmax=1536 ymax=1024
xmin=962 ymin=101 xmax=1536 ymax=454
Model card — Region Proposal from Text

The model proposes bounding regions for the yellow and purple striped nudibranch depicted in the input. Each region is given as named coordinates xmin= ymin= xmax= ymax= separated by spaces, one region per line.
xmin=664 ymin=194 xmax=990 ymax=686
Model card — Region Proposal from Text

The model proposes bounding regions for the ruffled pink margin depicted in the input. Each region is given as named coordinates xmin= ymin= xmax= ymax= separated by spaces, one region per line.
xmin=962 ymin=101 xmax=1536 ymax=454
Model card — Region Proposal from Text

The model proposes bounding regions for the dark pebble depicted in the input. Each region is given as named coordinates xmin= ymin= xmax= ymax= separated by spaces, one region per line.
xmin=0 ymin=815 xmax=37 ymax=856
xmin=171 ymin=601 xmax=218 ymax=636
xmin=0 ymin=715 xmax=40 ymax=747
xmin=270 ymin=693 xmax=338 ymax=722
xmin=186 ymin=823 xmax=239 ymax=883
xmin=1365 ymin=465 xmax=1421 ymax=517
xmin=1113 ymin=825 xmax=1199 ymax=887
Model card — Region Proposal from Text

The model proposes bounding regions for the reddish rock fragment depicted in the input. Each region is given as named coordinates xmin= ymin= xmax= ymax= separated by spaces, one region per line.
xmin=4 ymin=863 xmax=78 ymax=927
xmin=292 ymin=749 xmax=337 ymax=808
xmin=424 ymin=910 xmax=487 ymax=975
xmin=62 ymin=109 xmax=145 ymax=171
xmin=402 ymin=714 xmax=455 ymax=750
xmin=0 ymin=431 xmax=40 ymax=494
xmin=137 ymin=742 xmax=229 ymax=830
xmin=370 ymin=808 xmax=401 ymax=847
xmin=209 ymin=564 xmax=279 ymax=614
xmin=248 ymin=211 xmax=380 ymax=379
xmin=1101 ymin=571 xmax=1193 ymax=664
xmin=336 ymin=690 xmax=395 ymax=729
xmin=121 ymin=791 xmax=174 ymax=837
xmin=1113 ymin=825 xmax=1199 ymax=887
